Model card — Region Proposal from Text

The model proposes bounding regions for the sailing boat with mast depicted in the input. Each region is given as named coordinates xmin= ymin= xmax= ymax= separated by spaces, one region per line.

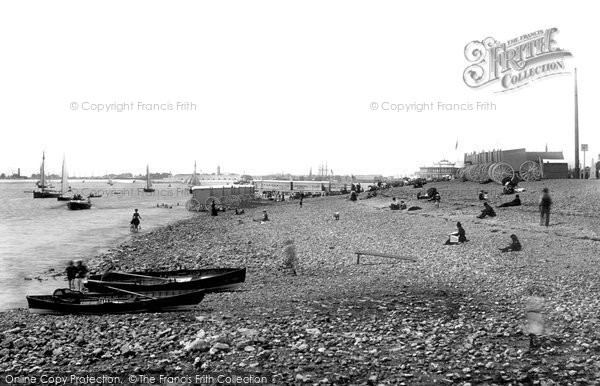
xmin=33 ymin=152 xmax=61 ymax=198
xmin=143 ymin=164 xmax=155 ymax=193
xmin=57 ymin=156 xmax=73 ymax=201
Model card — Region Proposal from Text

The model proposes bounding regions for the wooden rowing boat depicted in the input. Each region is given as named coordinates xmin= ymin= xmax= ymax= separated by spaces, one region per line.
xmin=85 ymin=267 xmax=246 ymax=293
xmin=26 ymin=288 xmax=206 ymax=315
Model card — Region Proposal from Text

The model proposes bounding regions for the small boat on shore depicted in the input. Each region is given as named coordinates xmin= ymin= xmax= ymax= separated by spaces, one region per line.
xmin=26 ymin=288 xmax=206 ymax=315
xmin=67 ymin=195 xmax=92 ymax=210
xmin=85 ymin=267 xmax=246 ymax=293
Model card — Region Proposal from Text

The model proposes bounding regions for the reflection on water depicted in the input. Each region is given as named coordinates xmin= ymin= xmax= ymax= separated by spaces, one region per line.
xmin=0 ymin=180 xmax=194 ymax=311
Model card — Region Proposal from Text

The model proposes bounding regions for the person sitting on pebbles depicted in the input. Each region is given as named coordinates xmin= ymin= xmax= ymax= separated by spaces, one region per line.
xmin=497 ymin=194 xmax=521 ymax=208
xmin=253 ymin=210 xmax=269 ymax=223
xmin=499 ymin=234 xmax=522 ymax=252
xmin=503 ymin=181 xmax=516 ymax=195
xmin=390 ymin=197 xmax=401 ymax=210
xmin=430 ymin=192 xmax=441 ymax=208
xmin=444 ymin=222 xmax=467 ymax=245
xmin=416 ymin=191 xmax=429 ymax=200
xmin=399 ymin=200 xmax=407 ymax=210
xmin=477 ymin=202 xmax=496 ymax=219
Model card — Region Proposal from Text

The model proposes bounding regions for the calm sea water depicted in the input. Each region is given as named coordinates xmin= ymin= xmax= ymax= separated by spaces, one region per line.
xmin=0 ymin=180 xmax=197 ymax=311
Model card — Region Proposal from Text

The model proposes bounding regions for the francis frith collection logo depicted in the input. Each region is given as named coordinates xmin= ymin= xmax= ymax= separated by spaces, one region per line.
xmin=463 ymin=28 xmax=572 ymax=92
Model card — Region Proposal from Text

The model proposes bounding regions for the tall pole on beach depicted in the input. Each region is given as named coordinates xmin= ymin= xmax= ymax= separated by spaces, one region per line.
xmin=574 ymin=68 xmax=580 ymax=179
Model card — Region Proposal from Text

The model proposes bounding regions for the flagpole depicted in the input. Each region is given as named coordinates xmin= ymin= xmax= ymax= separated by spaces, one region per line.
xmin=574 ymin=68 xmax=580 ymax=179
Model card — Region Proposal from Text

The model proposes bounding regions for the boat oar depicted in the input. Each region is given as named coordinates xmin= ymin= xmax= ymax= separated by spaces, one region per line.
xmin=103 ymin=285 xmax=157 ymax=300
xmin=108 ymin=271 xmax=173 ymax=282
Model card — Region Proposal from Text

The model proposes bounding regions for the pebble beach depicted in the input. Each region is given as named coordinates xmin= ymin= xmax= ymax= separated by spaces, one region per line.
xmin=2 ymin=179 xmax=600 ymax=385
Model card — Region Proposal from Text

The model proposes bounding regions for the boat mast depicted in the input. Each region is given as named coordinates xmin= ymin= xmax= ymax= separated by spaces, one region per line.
xmin=40 ymin=152 xmax=46 ymax=191
xmin=146 ymin=164 xmax=151 ymax=188
xmin=61 ymin=155 xmax=68 ymax=195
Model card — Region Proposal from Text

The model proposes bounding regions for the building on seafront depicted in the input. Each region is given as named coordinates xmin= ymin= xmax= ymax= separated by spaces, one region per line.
xmin=416 ymin=160 xmax=458 ymax=180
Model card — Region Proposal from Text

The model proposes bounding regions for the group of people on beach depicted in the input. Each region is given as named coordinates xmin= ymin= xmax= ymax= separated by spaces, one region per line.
xmin=384 ymin=184 xmax=552 ymax=253
xmin=444 ymin=187 xmax=552 ymax=251
xmin=65 ymin=260 xmax=88 ymax=292
xmin=478 ymin=187 xmax=552 ymax=226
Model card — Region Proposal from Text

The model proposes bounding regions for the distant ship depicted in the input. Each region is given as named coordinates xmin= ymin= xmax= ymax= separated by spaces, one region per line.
xmin=143 ymin=164 xmax=155 ymax=193
xmin=67 ymin=194 xmax=92 ymax=210
xmin=57 ymin=156 xmax=73 ymax=201
xmin=33 ymin=152 xmax=61 ymax=199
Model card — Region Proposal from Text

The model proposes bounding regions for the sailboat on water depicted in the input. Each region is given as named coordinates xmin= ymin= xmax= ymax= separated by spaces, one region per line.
xmin=57 ymin=156 xmax=73 ymax=201
xmin=33 ymin=152 xmax=61 ymax=198
xmin=143 ymin=165 xmax=155 ymax=192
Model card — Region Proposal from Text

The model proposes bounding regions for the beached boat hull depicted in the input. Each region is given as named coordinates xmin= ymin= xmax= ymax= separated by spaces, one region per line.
xmin=26 ymin=289 xmax=205 ymax=315
xmin=67 ymin=200 xmax=92 ymax=210
xmin=33 ymin=191 xmax=61 ymax=198
xmin=143 ymin=188 xmax=155 ymax=192
xmin=86 ymin=268 xmax=246 ymax=293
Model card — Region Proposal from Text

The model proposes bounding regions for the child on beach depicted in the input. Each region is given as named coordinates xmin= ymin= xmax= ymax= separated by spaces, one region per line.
xmin=65 ymin=260 xmax=77 ymax=290
xmin=432 ymin=192 xmax=441 ymax=208
xmin=253 ymin=210 xmax=269 ymax=223
xmin=539 ymin=188 xmax=552 ymax=226
xmin=445 ymin=222 xmax=467 ymax=245
xmin=499 ymin=234 xmax=522 ymax=252
xmin=130 ymin=209 xmax=141 ymax=230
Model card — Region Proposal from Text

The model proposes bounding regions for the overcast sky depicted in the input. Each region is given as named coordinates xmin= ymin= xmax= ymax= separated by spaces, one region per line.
xmin=0 ymin=1 xmax=597 ymax=177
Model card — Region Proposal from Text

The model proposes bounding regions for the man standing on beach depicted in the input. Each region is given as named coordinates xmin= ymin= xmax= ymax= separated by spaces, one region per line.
xmin=74 ymin=260 xmax=88 ymax=292
xmin=299 ymin=192 xmax=304 ymax=208
xmin=539 ymin=188 xmax=552 ymax=227
xmin=65 ymin=260 xmax=76 ymax=290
